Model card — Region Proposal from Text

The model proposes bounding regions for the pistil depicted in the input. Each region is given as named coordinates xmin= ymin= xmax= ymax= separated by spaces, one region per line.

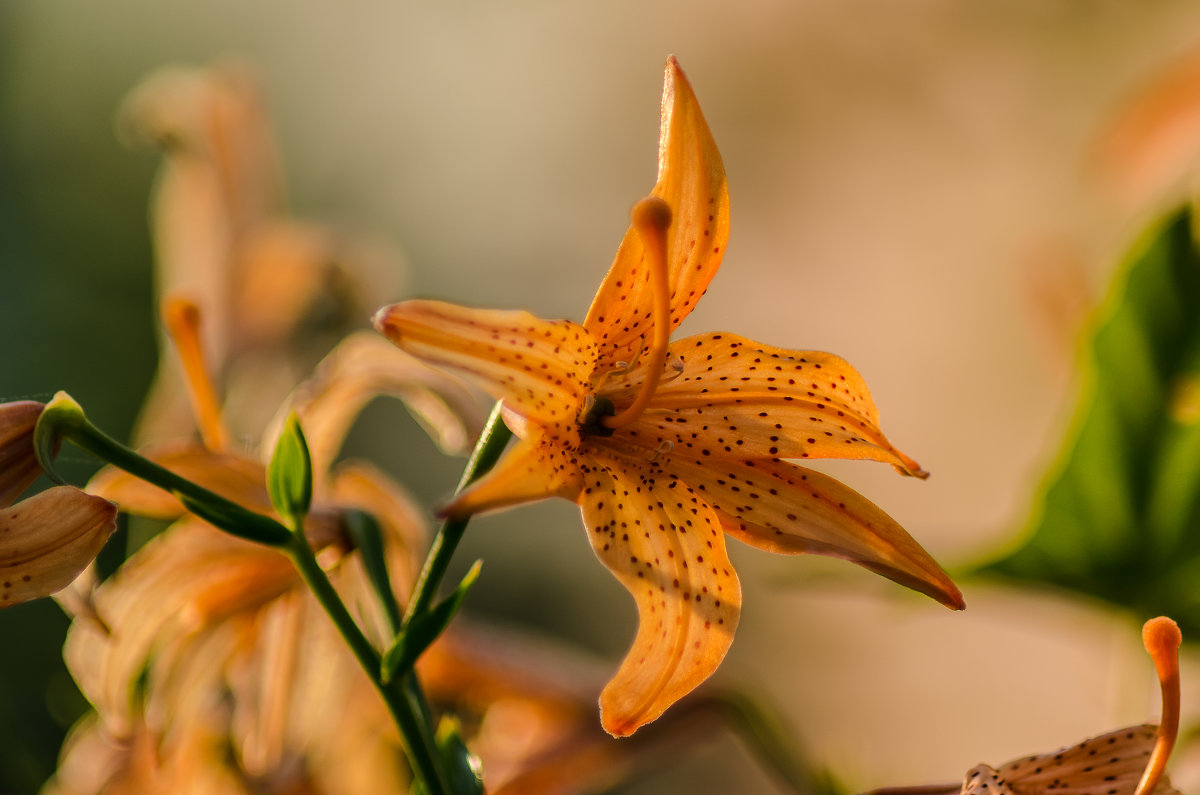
xmin=162 ymin=296 xmax=230 ymax=451
xmin=602 ymin=196 xmax=673 ymax=431
xmin=1134 ymin=616 xmax=1181 ymax=795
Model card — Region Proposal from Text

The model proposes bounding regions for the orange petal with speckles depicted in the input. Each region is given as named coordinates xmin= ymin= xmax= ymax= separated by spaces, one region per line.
xmin=442 ymin=434 xmax=585 ymax=521
xmin=962 ymin=725 xmax=1179 ymax=795
xmin=607 ymin=332 xmax=925 ymax=476
xmin=374 ymin=300 xmax=596 ymax=437
xmin=0 ymin=487 xmax=118 ymax=607
xmin=585 ymin=57 xmax=729 ymax=372
xmin=578 ymin=448 xmax=740 ymax=737
xmin=654 ymin=455 xmax=962 ymax=610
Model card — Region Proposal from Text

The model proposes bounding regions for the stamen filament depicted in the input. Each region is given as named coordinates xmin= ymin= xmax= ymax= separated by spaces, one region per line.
xmin=162 ymin=296 xmax=230 ymax=451
xmin=602 ymin=196 xmax=672 ymax=431
xmin=1134 ymin=616 xmax=1182 ymax=795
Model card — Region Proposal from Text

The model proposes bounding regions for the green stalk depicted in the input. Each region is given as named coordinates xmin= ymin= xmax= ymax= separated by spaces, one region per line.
xmin=39 ymin=396 xmax=453 ymax=795
xmin=284 ymin=532 xmax=451 ymax=795
xmin=403 ymin=402 xmax=511 ymax=626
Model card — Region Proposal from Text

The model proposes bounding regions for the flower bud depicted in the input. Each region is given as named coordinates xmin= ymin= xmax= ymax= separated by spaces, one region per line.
xmin=0 ymin=401 xmax=47 ymax=507
xmin=0 ymin=486 xmax=118 ymax=606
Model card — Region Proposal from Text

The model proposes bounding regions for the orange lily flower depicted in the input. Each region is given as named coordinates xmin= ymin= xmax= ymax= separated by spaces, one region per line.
xmin=374 ymin=57 xmax=962 ymax=737
xmin=0 ymin=401 xmax=117 ymax=607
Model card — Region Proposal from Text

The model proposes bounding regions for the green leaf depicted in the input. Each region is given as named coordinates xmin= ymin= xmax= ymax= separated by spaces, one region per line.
xmin=382 ymin=561 xmax=481 ymax=684
xmin=981 ymin=207 xmax=1200 ymax=633
xmin=343 ymin=509 xmax=402 ymax=635
xmin=267 ymin=413 xmax=313 ymax=527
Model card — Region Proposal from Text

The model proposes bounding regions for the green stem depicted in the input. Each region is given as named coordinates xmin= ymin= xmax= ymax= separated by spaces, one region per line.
xmin=59 ymin=412 xmax=291 ymax=546
xmin=285 ymin=533 xmax=451 ymax=795
xmin=403 ymin=403 xmax=512 ymax=625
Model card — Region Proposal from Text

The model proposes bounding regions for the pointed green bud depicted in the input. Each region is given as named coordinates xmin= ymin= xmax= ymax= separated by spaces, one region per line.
xmin=267 ymin=413 xmax=313 ymax=527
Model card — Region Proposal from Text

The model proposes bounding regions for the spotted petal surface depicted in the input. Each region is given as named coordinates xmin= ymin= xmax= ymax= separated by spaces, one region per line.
xmin=585 ymin=57 xmax=729 ymax=372
xmin=578 ymin=447 xmax=740 ymax=737
xmin=981 ymin=725 xmax=1179 ymax=795
xmin=651 ymin=454 xmax=962 ymax=610
xmin=375 ymin=300 xmax=595 ymax=441
xmin=607 ymin=332 xmax=925 ymax=476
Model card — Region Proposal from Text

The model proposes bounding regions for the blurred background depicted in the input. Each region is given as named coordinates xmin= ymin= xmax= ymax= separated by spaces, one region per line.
xmin=4 ymin=0 xmax=1200 ymax=792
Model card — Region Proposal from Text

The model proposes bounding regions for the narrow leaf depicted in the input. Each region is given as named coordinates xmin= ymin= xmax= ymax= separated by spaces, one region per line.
xmin=382 ymin=560 xmax=481 ymax=683
xmin=343 ymin=509 xmax=402 ymax=634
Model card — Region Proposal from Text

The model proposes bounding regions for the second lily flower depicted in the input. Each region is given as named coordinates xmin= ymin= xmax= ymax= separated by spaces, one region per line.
xmin=375 ymin=56 xmax=962 ymax=738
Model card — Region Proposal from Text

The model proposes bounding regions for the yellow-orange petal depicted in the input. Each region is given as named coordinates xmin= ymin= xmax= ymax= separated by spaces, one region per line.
xmin=577 ymin=447 xmax=740 ymax=737
xmin=585 ymin=57 xmax=729 ymax=372
xmin=606 ymin=332 xmax=926 ymax=476
xmin=650 ymin=454 xmax=961 ymax=610
xmin=87 ymin=442 xmax=273 ymax=519
xmin=0 ymin=401 xmax=46 ymax=507
xmin=442 ymin=434 xmax=584 ymax=521
xmin=0 ymin=487 xmax=118 ymax=607
xmin=264 ymin=331 xmax=483 ymax=475
xmin=374 ymin=300 xmax=596 ymax=439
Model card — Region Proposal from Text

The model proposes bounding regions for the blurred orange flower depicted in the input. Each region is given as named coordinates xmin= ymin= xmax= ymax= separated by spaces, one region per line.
xmin=375 ymin=56 xmax=962 ymax=738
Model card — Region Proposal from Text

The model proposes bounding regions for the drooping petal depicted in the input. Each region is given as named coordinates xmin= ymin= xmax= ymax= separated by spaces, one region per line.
xmin=646 ymin=453 xmax=962 ymax=610
xmin=263 ymin=331 xmax=483 ymax=475
xmin=577 ymin=447 xmax=740 ymax=737
xmin=606 ymin=332 xmax=926 ymax=476
xmin=989 ymin=725 xmax=1179 ymax=795
xmin=0 ymin=487 xmax=118 ymax=607
xmin=442 ymin=434 xmax=585 ymax=520
xmin=87 ymin=442 xmax=274 ymax=519
xmin=585 ymin=57 xmax=729 ymax=372
xmin=375 ymin=300 xmax=596 ymax=439
xmin=0 ymin=401 xmax=46 ymax=507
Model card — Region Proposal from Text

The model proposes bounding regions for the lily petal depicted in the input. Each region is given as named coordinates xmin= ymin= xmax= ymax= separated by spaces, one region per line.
xmin=981 ymin=725 xmax=1179 ymax=795
xmin=609 ymin=332 xmax=926 ymax=476
xmin=264 ymin=331 xmax=483 ymax=475
xmin=0 ymin=487 xmax=118 ymax=607
xmin=577 ymin=448 xmax=740 ymax=737
xmin=374 ymin=300 xmax=596 ymax=437
xmin=585 ymin=57 xmax=729 ymax=372
xmin=0 ymin=401 xmax=46 ymax=507
xmin=650 ymin=454 xmax=962 ymax=610
xmin=443 ymin=434 xmax=585 ymax=520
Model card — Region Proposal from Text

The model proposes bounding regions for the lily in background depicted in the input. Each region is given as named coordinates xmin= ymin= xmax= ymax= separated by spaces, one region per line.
xmin=375 ymin=56 xmax=962 ymax=738
xmin=863 ymin=616 xmax=1183 ymax=795
xmin=0 ymin=400 xmax=116 ymax=607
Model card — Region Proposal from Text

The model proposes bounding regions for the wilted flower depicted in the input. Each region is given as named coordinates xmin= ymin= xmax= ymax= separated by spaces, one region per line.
xmin=0 ymin=400 xmax=117 ymax=607
xmin=374 ymin=56 xmax=961 ymax=737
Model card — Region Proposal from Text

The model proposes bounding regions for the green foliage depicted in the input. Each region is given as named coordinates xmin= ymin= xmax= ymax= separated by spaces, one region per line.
xmin=382 ymin=561 xmax=482 ymax=684
xmin=343 ymin=509 xmax=403 ymax=634
xmin=982 ymin=207 xmax=1200 ymax=634
xmin=267 ymin=413 xmax=314 ymax=527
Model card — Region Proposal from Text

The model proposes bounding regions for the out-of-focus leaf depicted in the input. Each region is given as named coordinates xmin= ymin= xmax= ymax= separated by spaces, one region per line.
xmin=982 ymin=207 xmax=1200 ymax=633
